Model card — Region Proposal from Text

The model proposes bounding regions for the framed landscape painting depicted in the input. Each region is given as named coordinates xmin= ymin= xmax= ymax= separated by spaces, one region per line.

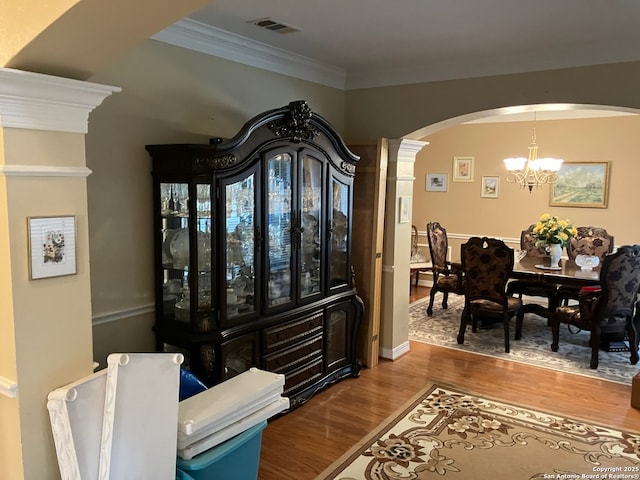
xmin=549 ymin=162 xmax=610 ymax=208
xmin=480 ymin=176 xmax=499 ymax=198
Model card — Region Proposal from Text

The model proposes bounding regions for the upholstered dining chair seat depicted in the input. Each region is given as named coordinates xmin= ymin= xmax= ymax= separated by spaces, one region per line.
xmin=437 ymin=274 xmax=462 ymax=290
xmin=554 ymin=304 xmax=629 ymax=335
xmin=472 ymin=297 xmax=523 ymax=313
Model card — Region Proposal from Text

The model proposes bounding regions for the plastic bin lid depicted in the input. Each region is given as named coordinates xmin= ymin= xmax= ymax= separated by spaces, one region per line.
xmin=176 ymin=420 xmax=268 ymax=470
xmin=178 ymin=368 xmax=284 ymax=436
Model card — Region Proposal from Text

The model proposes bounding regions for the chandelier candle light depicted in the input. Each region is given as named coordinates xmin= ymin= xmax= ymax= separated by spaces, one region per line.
xmin=504 ymin=114 xmax=563 ymax=192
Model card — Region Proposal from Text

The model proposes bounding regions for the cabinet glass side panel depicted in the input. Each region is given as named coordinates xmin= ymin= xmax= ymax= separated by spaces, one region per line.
xmin=267 ymin=153 xmax=293 ymax=307
xmin=225 ymin=174 xmax=256 ymax=318
xmin=327 ymin=309 xmax=347 ymax=366
xmin=330 ymin=179 xmax=350 ymax=288
xmin=160 ymin=182 xmax=189 ymax=324
xmin=196 ymin=184 xmax=212 ymax=321
xmin=300 ymin=155 xmax=322 ymax=298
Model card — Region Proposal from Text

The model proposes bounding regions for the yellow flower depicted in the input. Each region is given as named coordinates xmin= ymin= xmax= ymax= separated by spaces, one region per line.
xmin=533 ymin=213 xmax=576 ymax=247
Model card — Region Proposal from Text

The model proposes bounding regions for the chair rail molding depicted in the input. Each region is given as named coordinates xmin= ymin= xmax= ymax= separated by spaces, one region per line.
xmin=0 ymin=376 xmax=17 ymax=398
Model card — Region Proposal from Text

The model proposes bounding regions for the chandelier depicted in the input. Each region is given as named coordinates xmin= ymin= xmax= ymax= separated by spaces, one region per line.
xmin=503 ymin=119 xmax=563 ymax=193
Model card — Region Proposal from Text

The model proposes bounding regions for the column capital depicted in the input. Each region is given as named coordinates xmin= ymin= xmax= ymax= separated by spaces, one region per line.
xmin=0 ymin=68 xmax=120 ymax=134
xmin=388 ymin=138 xmax=429 ymax=163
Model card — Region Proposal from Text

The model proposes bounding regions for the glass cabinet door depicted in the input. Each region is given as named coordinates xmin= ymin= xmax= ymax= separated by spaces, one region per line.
xmin=329 ymin=178 xmax=351 ymax=288
xmin=224 ymin=173 xmax=256 ymax=320
xmin=326 ymin=304 xmax=349 ymax=368
xmin=300 ymin=154 xmax=323 ymax=299
xmin=160 ymin=182 xmax=190 ymax=324
xmin=266 ymin=153 xmax=293 ymax=307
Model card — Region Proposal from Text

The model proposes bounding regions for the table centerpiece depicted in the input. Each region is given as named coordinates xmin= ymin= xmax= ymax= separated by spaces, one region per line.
xmin=532 ymin=213 xmax=577 ymax=268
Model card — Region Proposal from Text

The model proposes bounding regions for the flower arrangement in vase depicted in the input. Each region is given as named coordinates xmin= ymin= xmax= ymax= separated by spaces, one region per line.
xmin=532 ymin=213 xmax=577 ymax=267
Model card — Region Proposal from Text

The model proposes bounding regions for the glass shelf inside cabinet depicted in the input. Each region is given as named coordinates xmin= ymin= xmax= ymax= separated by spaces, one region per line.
xmin=225 ymin=175 xmax=256 ymax=318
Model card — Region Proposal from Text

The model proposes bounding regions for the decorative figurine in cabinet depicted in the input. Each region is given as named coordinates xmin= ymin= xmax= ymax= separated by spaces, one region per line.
xmin=146 ymin=101 xmax=364 ymax=409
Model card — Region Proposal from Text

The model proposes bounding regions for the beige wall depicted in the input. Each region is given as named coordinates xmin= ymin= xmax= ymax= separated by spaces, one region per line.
xmin=85 ymin=40 xmax=346 ymax=364
xmin=412 ymin=115 xmax=640 ymax=261
xmin=345 ymin=61 xmax=640 ymax=141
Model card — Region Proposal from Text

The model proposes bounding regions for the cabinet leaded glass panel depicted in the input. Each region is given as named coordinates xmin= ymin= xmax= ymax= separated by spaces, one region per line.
xmin=330 ymin=179 xmax=350 ymax=287
xmin=300 ymin=155 xmax=322 ymax=298
xmin=266 ymin=153 xmax=293 ymax=306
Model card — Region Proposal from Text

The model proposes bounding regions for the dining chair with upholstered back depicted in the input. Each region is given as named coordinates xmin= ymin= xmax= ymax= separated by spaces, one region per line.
xmin=557 ymin=226 xmax=615 ymax=306
xmin=506 ymin=224 xmax=558 ymax=315
xmin=550 ymin=244 xmax=640 ymax=369
xmin=426 ymin=222 xmax=463 ymax=316
xmin=457 ymin=236 xmax=523 ymax=353
xmin=567 ymin=226 xmax=615 ymax=260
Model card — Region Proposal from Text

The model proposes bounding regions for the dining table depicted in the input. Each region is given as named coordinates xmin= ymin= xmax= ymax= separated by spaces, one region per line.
xmin=509 ymin=256 xmax=601 ymax=318
xmin=512 ymin=256 xmax=601 ymax=287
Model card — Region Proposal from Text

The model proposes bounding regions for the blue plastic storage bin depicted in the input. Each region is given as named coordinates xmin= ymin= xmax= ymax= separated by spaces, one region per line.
xmin=176 ymin=420 xmax=267 ymax=480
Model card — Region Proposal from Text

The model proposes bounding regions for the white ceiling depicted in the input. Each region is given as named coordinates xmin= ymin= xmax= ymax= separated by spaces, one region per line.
xmin=186 ymin=0 xmax=640 ymax=89
xmin=152 ymin=1 xmax=640 ymax=120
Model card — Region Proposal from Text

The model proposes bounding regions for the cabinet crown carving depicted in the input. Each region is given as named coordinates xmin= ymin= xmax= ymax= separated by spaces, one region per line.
xmin=268 ymin=100 xmax=319 ymax=143
xmin=195 ymin=153 xmax=237 ymax=170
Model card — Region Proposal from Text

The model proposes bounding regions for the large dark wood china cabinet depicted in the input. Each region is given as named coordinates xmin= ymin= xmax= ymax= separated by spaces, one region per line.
xmin=145 ymin=101 xmax=363 ymax=409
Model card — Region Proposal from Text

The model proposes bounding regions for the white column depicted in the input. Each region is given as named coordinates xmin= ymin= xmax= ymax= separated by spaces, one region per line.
xmin=0 ymin=67 xmax=119 ymax=480
xmin=378 ymin=139 xmax=428 ymax=360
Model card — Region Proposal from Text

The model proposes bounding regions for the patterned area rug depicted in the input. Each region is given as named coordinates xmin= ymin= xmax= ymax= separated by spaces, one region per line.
xmin=408 ymin=296 xmax=639 ymax=385
xmin=316 ymin=383 xmax=640 ymax=480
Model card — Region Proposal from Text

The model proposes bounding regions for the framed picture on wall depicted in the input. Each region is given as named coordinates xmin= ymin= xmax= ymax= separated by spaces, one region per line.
xmin=28 ymin=215 xmax=77 ymax=280
xmin=480 ymin=176 xmax=499 ymax=198
xmin=453 ymin=156 xmax=474 ymax=182
xmin=549 ymin=161 xmax=610 ymax=208
xmin=426 ymin=173 xmax=448 ymax=192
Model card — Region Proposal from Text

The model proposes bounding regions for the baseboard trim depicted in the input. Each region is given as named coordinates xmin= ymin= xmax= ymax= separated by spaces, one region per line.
xmin=379 ymin=341 xmax=411 ymax=360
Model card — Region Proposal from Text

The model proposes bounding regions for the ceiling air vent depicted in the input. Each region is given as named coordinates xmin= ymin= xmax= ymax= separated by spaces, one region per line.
xmin=248 ymin=18 xmax=300 ymax=34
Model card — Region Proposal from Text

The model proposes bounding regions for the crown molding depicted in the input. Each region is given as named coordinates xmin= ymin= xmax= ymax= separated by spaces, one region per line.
xmin=151 ymin=18 xmax=346 ymax=90
xmin=0 ymin=68 xmax=121 ymax=134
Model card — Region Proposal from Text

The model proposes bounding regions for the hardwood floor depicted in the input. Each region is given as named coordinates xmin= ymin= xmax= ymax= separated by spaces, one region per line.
xmin=258 ymin=286 xmax=640 ymax=480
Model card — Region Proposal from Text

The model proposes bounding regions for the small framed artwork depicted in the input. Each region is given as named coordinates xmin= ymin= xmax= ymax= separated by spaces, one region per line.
xmin=399 ymin=196 xmax=411 ymax=224
xmin=453 ymin=156 xmax=474 ymax=182
xmin=426 ymin=173 xmax=448 ymax=192
xmin=28 ymin=215 xmax=77 ymax=280
xmin=481 ymin=176 xmax=500 ymax=198
xmin=549 ymin=161 xmax=610 ymax=208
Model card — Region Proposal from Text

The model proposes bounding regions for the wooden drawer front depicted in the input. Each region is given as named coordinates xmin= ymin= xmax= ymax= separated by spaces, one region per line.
xmin=263 ymin=335 xmax=323 ymax=374
xmin=283 ymin=358 xmax=323 ymax=397
xmin=263 ymin=313 xmax=323 ymax=353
